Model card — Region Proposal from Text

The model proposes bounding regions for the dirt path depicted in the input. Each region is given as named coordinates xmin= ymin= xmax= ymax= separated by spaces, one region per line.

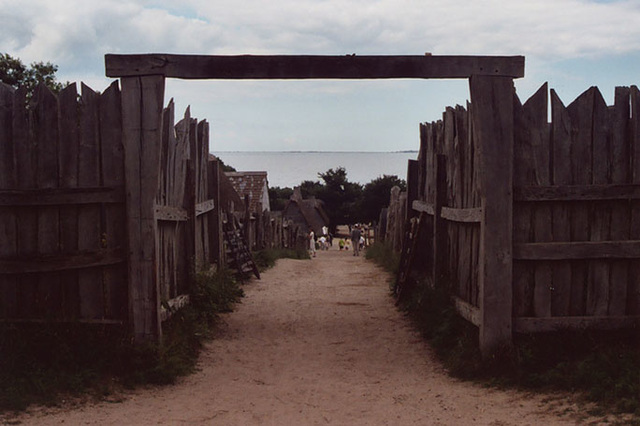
xmin=7 ymin=246 xmax=602 ymax=425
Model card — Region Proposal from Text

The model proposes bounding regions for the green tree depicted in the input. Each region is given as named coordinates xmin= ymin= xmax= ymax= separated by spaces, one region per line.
xmin=357 ymin=174 xmax=406 ymax=224
xmin=315 ymin=167 xmax=363 ymax=232
xmin=268 ymin=186 xmax=293 ymax=211
xmin=0 ymin=53 xmax=67 ymax=96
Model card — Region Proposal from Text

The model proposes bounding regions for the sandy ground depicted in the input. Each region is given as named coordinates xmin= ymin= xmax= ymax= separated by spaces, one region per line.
xmin=4 ymin=245 xmax=616 ymax=425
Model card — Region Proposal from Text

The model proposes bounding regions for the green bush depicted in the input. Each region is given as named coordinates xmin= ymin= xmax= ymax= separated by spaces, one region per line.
xmin=364 ymin=241 xmax=400 ymax=275
xmin=0 ymin=268 xmax=244 ymax=412
xmin=252 ymin=247 xmax=310 ymax=271
xmin=396 ymin=275 xmax=640 ymax=418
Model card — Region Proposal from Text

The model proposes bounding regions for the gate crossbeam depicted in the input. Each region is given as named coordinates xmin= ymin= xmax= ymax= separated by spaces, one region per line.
xmin=105 ymin=54 xmax=524 ymax=80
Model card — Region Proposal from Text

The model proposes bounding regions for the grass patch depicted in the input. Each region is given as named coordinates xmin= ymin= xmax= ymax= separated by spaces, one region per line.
xmin=395 ymin=277 xmax=640 ymax=418
xmin=364 ymin=241 xmax=400 ymax=275
xmin=252 ymin=247 xmax=310 ymax=271
xmin=0 ymin=268 xmax=243 ymax=413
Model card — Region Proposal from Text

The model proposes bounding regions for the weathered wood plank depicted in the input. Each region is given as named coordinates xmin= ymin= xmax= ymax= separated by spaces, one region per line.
xmin=209 ymin=159 xmax=225 ymax=269
xmin=550 ymin=89 xmax=573 ymax=316
xmin=0 ymin=249 xmax=125 ymax=273
xmin=412 ymin=199 xmax=435 ymax=215
xmin=105 ymin=54 xmax=526 ymax=79
xmin=0 ymin=83 xmax=16 ymax=188
xmin=513 ymin=92 xmax=534 ymax=317
xmin=525 ymin=85 xmax=554 ymax=318
xmin=78 ymin=84 xmax=104 ymax=319
xmin=34 ymin=84 xmax=61 ymax=317
xmin=0 ymin=186 xmax=125 ymax=205
xmin=453 ymin=296 xmax=481 ymax=327
xmin=588 ymin=88 xmax=611 ymax=316
xmin=607 ymin=87 xmax=631 ymax=316
xmin=122 ymin=75 xmax=165 ymax=341
xmin=629 ymin=86 xmax=640 ymax=315
xmin=569 ymin=88 xmax=596 ymax=316
xmin=433 ymin=155 xmax=448 ymax=291
xmin=0 ymin=83 xmax=18 ymax=317
xmin=514 ymin=240 xmax=640 ymax=260
xmin=159 ymin=294 xmax=190 ymax=322
xmin=514 ymin=315 xmax=640 ymax=333
xmin=13 ymin=86 xmax=37 ymax=317
xmin=154 ymin=204 xmax=188 ymax=221
xmin=469 ymin=75 xmax=514 ymax=356
xmin=456 ymin=105 xmax=474 ymax=313
xmin=440 ymin=207 xmax=482 ymax=223
xmin=195 ymin=199 xmax=215 ymax=216
xmin=57 ymin=83 xmax=80 ymax=319
xmin=514 ymin=184 xmax=640 ymax=201
xmin=100 ymin=81 xmax=126 ymax=320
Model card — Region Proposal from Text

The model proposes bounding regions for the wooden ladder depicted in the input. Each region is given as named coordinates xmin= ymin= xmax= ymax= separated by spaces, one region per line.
xmin=223 ymin=219 xmax=261 ymax=280
xmin=395 ymin=212 xmax=424 ymax=304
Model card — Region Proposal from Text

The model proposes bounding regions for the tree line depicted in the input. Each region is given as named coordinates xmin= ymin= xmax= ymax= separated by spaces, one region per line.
xmin=269 ymin=167 xmax=406 ymax=233
xmin=0 ymin=54 xmax=407 ymax=232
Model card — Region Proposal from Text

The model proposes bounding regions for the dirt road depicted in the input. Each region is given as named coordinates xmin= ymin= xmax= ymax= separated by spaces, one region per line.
xmin=8 ymin=246 xmax=601 ymax=425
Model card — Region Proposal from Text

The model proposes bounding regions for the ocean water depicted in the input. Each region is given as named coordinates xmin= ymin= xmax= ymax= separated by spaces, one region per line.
xmin=212 ymin=151 xmax=418 ymax=188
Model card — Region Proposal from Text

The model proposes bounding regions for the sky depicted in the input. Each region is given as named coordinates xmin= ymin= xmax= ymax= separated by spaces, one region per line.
xmin=3 ymin=0 xmax=640 ymax=152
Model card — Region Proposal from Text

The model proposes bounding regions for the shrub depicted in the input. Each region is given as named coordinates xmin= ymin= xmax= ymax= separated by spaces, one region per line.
xmin=364 ymin=241 xmax=400 ymax=275
xmin=0 ymin=268 xmax=244 ymax=412
xmin=252 ymin=247 xmax=310 ymax=271
xmin=396 ymin=275 xmax=640 ymax=418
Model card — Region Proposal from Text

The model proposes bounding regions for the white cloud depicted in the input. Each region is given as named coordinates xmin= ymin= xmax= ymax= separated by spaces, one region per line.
xmin=3 ymin=0 xmax=640 ymax=151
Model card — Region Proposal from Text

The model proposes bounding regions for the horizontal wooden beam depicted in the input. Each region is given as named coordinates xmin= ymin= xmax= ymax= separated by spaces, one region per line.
xmin=513 ymin=240 xmax=640 ymax=260
xmin=514 ymin=184 xmax=640 ymax=201
xmin=514 ymin=316 xmax=640 ymax=333
xmin=195 ymin=199 xmax=215 ymax=216
xmin=441 ymin=206 xmax=482 ymax=223
xmin=0 ymin=318 xmax=124 ymax=325
xmin=0 ymin=249 xmax=125 ymax=274
xmin=0 ymin=186 xmax=125 ymax=206
xmin=160 ymin=294 xmax=190 ymax=322
xmin=412 ymin=199 xmax=434 ymax=215
xmin=453 ymin=296 xmax=481 ymax=327
xmin=105 ymin=54 xmax=525 ymax=79
xmin=154 ymin=204 xmax=189 ymax=222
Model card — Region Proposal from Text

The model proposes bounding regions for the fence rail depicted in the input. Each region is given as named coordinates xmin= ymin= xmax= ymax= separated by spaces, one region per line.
xmin=390 ymin=82 xmax=640 ymax=355
xmin=0 ymin=79 xmax=291 ymax=340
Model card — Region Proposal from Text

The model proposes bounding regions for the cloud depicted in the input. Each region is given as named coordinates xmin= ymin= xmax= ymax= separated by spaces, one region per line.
xmin=5 ymin=0 xmax=640 ymax=78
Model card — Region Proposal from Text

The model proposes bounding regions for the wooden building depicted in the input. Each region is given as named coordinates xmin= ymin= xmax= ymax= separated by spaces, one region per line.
xmin=282 ymin=187 xmax=330 ymax=236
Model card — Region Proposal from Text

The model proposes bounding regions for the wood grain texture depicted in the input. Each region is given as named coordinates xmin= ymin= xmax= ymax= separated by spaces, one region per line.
xmin=470 ymin=75 xmax=514 ymax=356
xmin=105 ymin=54 xmax=525 ymax=79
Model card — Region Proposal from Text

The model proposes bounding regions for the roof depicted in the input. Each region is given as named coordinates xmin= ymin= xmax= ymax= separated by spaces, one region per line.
xmin=225 ymin=171 xmax=270 ymax=214
xmin=208 ymin=157 xmax=245 ymax=213
xmin=283 ymin=188 xmax=330 ymax=234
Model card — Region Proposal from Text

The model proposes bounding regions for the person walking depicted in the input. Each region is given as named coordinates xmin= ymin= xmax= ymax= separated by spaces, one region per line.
xmin=351 ymin=224 xmax=362 ymax=257
xmin=309 ymin=230 xmax=316 ymax=257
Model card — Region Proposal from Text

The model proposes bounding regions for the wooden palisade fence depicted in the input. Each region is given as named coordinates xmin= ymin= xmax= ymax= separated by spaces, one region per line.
xmin=0 ymin=79 xmax=289 ymax=341
xmin=0 ymin=78 xmax=310 ymax=341
xmin=1 ymin=54 xmax=526 ymax=344
xmin=393 ymin=82 xmax=640 ymax=356
xmin=0 ymin=82 xmax=128 ymax=324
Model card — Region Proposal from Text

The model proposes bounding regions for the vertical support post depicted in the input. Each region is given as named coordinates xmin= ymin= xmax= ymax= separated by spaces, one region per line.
xmin=433 ymin=154 xmax=447 ymax=289
xmin=406 ymin=159 xmax=419 ymax=220
xmin=208 ymin=160 xmax=222 ymax=268
xmin=469 ymin=75 xmax=514 ymax=357
xmin=121 ymin=75 xmax=165 ymax=342
xmin=243 ymin=194 xmax=252 ymax=248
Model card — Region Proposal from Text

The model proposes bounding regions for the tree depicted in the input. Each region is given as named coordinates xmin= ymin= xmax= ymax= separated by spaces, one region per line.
xmin=357 ymin=175 xmax=406 ymax=224
xmin=268 ymin=186 xmax=293 ymax=211
xmin=0 ymin=53 xmax=67 ymax=96
xmin=315 ymin=167 xmax=363 ymax=232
